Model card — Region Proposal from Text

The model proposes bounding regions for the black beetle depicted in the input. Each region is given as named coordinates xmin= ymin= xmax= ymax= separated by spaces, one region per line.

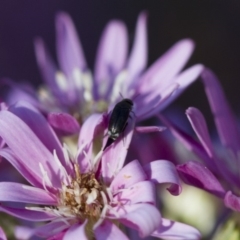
xmin=103 ymin=98 xmax=133 ymax=150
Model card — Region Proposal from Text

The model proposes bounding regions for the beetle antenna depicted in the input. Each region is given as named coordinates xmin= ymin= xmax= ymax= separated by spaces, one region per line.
xmin=132 ymin=93 xmax=140 ymax=101
xmin=119 ymin=92 xmax=124 ymax=99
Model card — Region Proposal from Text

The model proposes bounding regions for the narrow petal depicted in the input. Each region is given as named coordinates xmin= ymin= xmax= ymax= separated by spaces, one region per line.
xmin=117 ymin=204 xmax=161 ymax=238
xmin=48 ymin=112 xmax=80 ymax=135
xmin=34 ymin=221 xmax=69 ymax=238
xmin=78 ymin=113 xmax=105 ymax=146
xmin=136 ymin=82 xmax=179 ymax=121
xmin=202 ymin=68 xmax=240 ymax=154
xmin=0 ymin=205 xmax=56 ymax=221
xmin=177 ymin=161 xmax=226 ymax=198
xmin=159 ymin=114 xmax=215 ymax=168
xmin=112 ymin=181 xmax=156 ymax=205
xmin=186 ymin=107 xmax=214 ymax=158
xmin=0 ymin=182 xmax=57 ymax=204
xmin=130 ymin=131 xmax=177 ymax=166
xmin=110 ymin=160 xmax=147 ymax=193
xmin=186 ymin=107 xmax=240 ymax=186
xmin=77 ymin=113 xmax=105 ymax=172
xmin=94 ymin=220 xmax=129 ymax=240
xmin=63 ymin=222 xmax=87 ymax=240
xmin=2 ymin=79 xmax=40 ymax=109
xmin=135 ymin=126 xmax=166 ymax=133
xmin=34 ymin=38 xmax=61 ymax=96
xmin=101 ymin=117 xmax=135 ymax=184
xmin=9 ymin=101 xmax=65 ymax=164
xmin=135 ymin=94 xmax=162 ymax=120
xmin=0 ymin=148 xmax=42 ymax=187
xmin=0 ymin=111 xmax=62 ymax=188
xmin=138 ymin=39 xmax=195 ymax=93
xmin=48 ymin=231 xmax=66 ymax=240
xmin=15 ymin=226 xmax=35 ymax=240
xmin=224 ymin=191 xmax=240 ymax=212
xmin=0 ymin=227 xmax=7 ymax=240
xmin=144 ymin=160 xmax=182 ymax=195
xmin=94 ymin=21 xmax=128 ymax=98
xmin=127 ymin=12 xmax=148 ymax=83
xmin=157 ymin=64 xmax=204 ymax=112
xmin=152 ymin=218 xmax=201 ymax=240
xmin=160 ymin=114 xmax=240 ymax=187
xmin=56 ymin=12 xmax=87 ymax=77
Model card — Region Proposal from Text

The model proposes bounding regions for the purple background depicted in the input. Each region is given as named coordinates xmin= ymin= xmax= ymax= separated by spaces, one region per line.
xmin=0 ymin=1 xmax=239 ymax=120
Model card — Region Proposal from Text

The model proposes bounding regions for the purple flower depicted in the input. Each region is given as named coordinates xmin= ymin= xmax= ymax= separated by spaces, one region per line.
xmin=161 ymin=68 xmax=240 ymax=212
xmin=5 ymin=12 xmax=203 ymax=129
xmin=0 ymin=103 xmax=200 ymax=239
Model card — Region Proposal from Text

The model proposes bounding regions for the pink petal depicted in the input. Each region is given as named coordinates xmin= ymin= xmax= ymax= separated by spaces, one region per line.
xmin=111 ymin=181 xmax=156 ymax=206
xmin=47 ymin=112 xmax=80 ymax=135
xmin=0 ymin=205 xmax=56 ymax=221
xmin=135 ymin=94 xmax=162 ymax=120
xmin=0 ymin=148 xmax=42 ymax=187
xmin=130 ymin=131 xmax=177 ymax=166
xmin=0 ymin=227 xmax=7 ymax=240
xmin=110 ymin=160 xmax=147 ymax=193
xmin=202 ymin=68 xmax=240 ymax=154
xmin=135 ymin=126 xmax=166 ymax=133
xmin=127 ymin=12 xmax=148 ymax=84
xmin=3 ymin=82 xmax=40 ymax=109
xmin=152 ymin=218 xmax=201 ymax=240
xmin=56 ymin=12 xmax=87 ymax=77
xmin=101 ymin=117 xmax=135 ymax=184
xmin=159 ymin=114 xmax=217 ymax=171
xmin=9 ymin=101 xmax=65 ymax=164
xmin=48 ymin=231 xmax=66 ymax=240
xmin=0 ymin=111 xmax=62 ymax=188
xmin=117 ymin=204 xmax=161 ymax=238
xmin=63 ymin=222 xmax=87 ymax=240
xmin=144 ymin=160 xmax=182 ymax=195
xmin=15 ymin=226 xmax=35 ymax=240
xmin=94 ymin=20 xmax=128 ymax=97
xmin=177 ymin=161 xmax=226 ymax=198
xmin=138 ymin=39 xmax=195 ymax=93
xmin=137 ymin=82 xmax=179 ymax=121
xmin=186 ymin=107 xmax=239 ymax=186
xmin=0 ymin=182 xmax=57 ymax=204
xmin=34 ymin=221 xmax=69 ymax=238
xmin=77 ymin=113 xmax=105 ymax=172
xmin=34 ymin=38 xmax=61 ymax=95
xmin=94 ymin=220 xmax=129 ymax=240
xmin=158 ymin=64 xmax=204 ymax=111
xmin=78 ymin=113 xmax=105 ymax=146
xmin=186 ymin=107 xmax=214 ymax=158
xmin=224 ymin=191 xmax=240 ymax=212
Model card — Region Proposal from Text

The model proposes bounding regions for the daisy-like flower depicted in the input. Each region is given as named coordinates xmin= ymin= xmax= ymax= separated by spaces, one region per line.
xmin=5 ymin=12 xmax=203 ymax=134
xmin=161 ymin=68 xmax=240 ymax=213
xmin=0 ymin=102 xmax=200 ymax=239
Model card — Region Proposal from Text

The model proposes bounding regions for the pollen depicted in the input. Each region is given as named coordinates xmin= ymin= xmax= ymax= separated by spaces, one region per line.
xmin=58 ymin=163 xmax=105 ymax=220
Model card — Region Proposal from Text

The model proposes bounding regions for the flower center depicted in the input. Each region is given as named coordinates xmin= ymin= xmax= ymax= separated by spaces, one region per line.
xmin=75 ymin=99 xmax=109 ymax=124
xmin=58 ymin=164 xmax=105 ymax=221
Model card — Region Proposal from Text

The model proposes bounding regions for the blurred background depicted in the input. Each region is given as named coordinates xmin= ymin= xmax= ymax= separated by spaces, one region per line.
xmin=0 ymin=0 xmax=239 ymax=121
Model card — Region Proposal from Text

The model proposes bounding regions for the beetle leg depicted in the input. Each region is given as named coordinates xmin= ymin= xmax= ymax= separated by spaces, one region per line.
xmin=131 ymin=110 xmax=136 ymax=118
xmin=122 ymin=122 xmax=128 ymax=146
xmin=108 ymin=110 xmax=112 ymax=120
